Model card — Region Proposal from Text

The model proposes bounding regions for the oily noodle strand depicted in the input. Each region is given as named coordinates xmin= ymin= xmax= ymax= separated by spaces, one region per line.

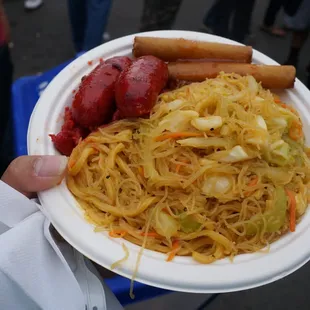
xmin=67 ymin=73 xmax=310 ymax=268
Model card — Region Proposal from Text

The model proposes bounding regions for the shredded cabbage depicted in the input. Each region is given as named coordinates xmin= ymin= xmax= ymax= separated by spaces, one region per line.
xmin=68 ymin=73 xmax=310 ymax=266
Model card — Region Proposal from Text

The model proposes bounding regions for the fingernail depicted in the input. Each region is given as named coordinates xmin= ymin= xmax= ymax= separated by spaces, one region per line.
xmin=34 ymin=156 xmax=68 ymax=177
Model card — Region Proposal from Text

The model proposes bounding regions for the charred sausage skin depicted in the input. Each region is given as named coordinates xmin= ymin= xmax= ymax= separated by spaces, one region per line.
xmin=115 ymin=55 xmax=168 ymax=118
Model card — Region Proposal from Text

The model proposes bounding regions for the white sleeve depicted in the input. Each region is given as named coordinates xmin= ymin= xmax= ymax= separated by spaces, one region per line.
xmin=0 ymin=181 xmax=123 ymax=310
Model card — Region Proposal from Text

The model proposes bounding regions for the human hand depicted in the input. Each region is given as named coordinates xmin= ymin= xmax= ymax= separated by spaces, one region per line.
xmin=1 ymin=156 xmax=67 ymax=198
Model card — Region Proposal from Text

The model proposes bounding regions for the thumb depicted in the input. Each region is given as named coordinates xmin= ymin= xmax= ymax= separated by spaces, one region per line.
xmin=1 ymin=156 xmax=68 ymax=198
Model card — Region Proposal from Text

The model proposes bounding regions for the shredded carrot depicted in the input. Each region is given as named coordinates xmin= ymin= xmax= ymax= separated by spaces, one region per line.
xmin=162 ymin=207 xmax=169 ymax=214
xmin=274 ymin=98 xmax=281 ymax=103
xmin=279 ymin=102 xmax=290 ymax=110
xmin=167 ymin=240 xmax=180 ymax=262
xmin=140 ymin=232 xmax=160 ymax=238
xmin=109 ymin=230 xmax=127 ymax=238
xmin=248 ymin=176 xmax=258 ymax=187
xmin=287 ymin=106 xmax=298 ymax=115
xmin=282 ymin=104 xmax=298 ymax=115
xmin=289 ymin=121 xmax=303 ymax=140
xmin=92 ymin=145 xmax=100 ymax=152
xmin=172 ymin=240 xmax=179 ymax=250
xmin=175 ymin=159 xmax=190 ymax=173
xmin=68 ymin=160 xmax=75 ymax=169
xmin=155 ymin=132 xmax=203 ymax=142
xmin=167 ymin=253 xmax=176 ymax=262
xmin=286 ymin=189 xmax=296 ymax=232
xmin=277 ymin=101 xmax=298 ymax=115
xmin=244 ymin=176 xmax=259 ymax=196
xmin=138 ymin=166 xmax=144 ymax=178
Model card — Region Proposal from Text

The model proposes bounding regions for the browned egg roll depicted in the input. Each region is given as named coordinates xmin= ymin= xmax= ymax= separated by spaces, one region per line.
xmin=133 ymin=37 xmax=253 ymax=63
xmin=168 ymin=62 xmax=296 ymax=89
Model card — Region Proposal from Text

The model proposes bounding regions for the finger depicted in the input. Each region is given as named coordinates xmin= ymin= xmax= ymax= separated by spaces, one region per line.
xmin=1 ymin=156 xmax=68 ymax=198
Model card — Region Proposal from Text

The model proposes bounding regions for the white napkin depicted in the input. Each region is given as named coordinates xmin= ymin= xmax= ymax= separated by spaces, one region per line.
xmin=0 ymin=181 xmax=123 ymax=310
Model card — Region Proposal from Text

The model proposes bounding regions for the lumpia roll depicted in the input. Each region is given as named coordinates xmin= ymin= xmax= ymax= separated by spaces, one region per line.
xmin=168 ymin=62 xmax=296 ymax=89
xmin=133 ymin=37 xmax=253 ymax=63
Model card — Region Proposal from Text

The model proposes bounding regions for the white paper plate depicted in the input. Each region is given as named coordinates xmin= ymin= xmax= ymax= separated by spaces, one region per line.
xmin=28 ymin=30 xmax=310 ymax=293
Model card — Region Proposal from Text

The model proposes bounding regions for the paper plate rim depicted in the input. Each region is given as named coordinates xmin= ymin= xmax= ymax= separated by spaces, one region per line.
xmin=28 ymin=30 xmax=310 ymax=293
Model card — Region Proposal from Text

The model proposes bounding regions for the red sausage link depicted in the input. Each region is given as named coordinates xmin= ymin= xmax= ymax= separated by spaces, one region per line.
xmin=72 ymin=63 xmax=119 ymax=128
xmin=105 ymin=56 xmax=132 ymax=72
xmin=115 ymin=55 xmax=168 ymax=118
xmin=50 ymin=107 xmax=89 ymax=156
xmin=50 ymin=129 xmax=82 ymax=156
xmin=72 ymin=57 xmax=132 ymax=129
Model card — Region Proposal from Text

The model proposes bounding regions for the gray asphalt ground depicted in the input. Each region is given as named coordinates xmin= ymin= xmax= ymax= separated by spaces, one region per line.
xmin=4 ymin=0 xmax=310 ymax=309
xmin=5 ymin=0 xmax=310 ymax=80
